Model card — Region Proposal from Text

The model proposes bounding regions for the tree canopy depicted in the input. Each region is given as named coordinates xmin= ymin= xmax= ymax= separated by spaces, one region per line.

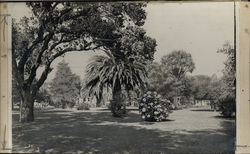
xmin=147 ymin=50 xmax=195 ymax=100
xmin=12 ymin=2 xmax=149 ymax=122
xmin=161 ymin=50 xmax=195 ymax=81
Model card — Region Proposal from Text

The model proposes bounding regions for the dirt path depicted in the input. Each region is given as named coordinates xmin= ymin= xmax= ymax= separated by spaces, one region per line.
xmin=12 ymin=107 xmax=235 ymax=153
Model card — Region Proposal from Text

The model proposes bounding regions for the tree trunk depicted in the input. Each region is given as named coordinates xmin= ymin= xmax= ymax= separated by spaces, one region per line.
xmin=95 ymin=93 xmax=102 ymax=107
xmin=12 ymin=101 xmax=14 ymax=110
xmin=96 ymin=97 xmax=102 ymax=107
xmin=19 ymin=91 xmax=35 ymax=123
xmin=111 ymin=81 xmax=127 ymax=117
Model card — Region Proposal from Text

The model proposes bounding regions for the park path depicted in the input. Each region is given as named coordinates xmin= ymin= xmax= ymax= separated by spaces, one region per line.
xmin=12 ymin=107 xmax=235 ymax=153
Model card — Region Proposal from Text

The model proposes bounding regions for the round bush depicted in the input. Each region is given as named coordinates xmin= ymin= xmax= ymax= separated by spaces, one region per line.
xmin=139 ymin=91 xmax=172 ymax=122
xmin=218 ymin=96 xmax=236 ymax=117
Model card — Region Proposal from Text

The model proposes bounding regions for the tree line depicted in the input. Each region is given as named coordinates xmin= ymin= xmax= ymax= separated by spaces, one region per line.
xmin=14 ymin=42 xmax=235 ymax=117
xmin=147 ymin=42 xmax=235 ymax=116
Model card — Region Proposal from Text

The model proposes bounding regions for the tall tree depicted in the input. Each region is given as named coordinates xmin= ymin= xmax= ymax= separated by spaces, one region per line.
xmin=161 ymin=50 xmax=195 ymax=81
xmin=159 ymin=50 xmax=195 ymax=98
xmin=83 ymin=27 xmax=157 ymax=116
xmin=12 ymin=2 xmax=147 ymax=122
xmin=49 ymin=60 xmax=81 ymax=108
xmin=147 ymin=62 xmax=176 ymax=99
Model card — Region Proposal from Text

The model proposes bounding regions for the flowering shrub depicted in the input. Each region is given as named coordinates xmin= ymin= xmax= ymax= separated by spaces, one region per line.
xmin=139 ymin=91 xmax=172 ymax=122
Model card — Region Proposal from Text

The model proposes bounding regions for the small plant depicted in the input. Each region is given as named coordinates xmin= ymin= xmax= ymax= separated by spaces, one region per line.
xmin=139 ymin=91 xmax=172 ymax=122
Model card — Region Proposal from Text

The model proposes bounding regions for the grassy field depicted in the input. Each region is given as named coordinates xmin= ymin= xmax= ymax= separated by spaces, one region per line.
xmin=12 ymin=107 xmax=235 ymax=153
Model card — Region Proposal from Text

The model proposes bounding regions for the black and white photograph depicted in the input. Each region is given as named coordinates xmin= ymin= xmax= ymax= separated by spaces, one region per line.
xmin=8 ymin=1 xmax=237 ymax=153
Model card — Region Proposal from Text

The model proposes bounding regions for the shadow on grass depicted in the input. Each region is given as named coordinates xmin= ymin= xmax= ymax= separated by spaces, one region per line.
xmin=214 ymin=115 xmax=236 ymax=120
xmin=98 ymin=108 xmax=139 ymax=112
xmin=191 ymin=109 xmax=215 ymax=112
xmin=12 ymin=109 xmax=235 ymax=154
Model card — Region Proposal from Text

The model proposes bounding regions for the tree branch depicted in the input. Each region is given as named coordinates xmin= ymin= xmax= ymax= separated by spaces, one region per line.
xmin=17 ymin=29 xmax=47 ymax=77
xmin=49 ymin=42 xmax=101 ymax=63
xmin=17 ymin=4 xmax=68 ymax=76
xmin=26 ymin=32 xmax=54 ymax=85
xmin=32 ymin=61 xmax=53 ymax=96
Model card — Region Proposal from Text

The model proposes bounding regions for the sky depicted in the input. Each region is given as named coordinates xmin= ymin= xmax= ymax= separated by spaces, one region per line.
xmin=10 ymin=2 xmax=234 ymax=82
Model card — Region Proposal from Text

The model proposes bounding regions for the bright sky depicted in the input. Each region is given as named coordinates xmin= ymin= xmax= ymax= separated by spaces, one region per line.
xmin=10 ymin=2 xmax=234 ymax=82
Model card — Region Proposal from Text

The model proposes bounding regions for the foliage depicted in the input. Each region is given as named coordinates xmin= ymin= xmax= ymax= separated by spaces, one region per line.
xmin=218 ymin=96 xmax=235 ymax=117
xmin=139 ymin=91 xmax=172 ymax=122
xmin=161 ymin=50 xmax=195 ymax=81
xmin=12 ymin=2 xmax=149 ymax=122
xmin=82 ymin=26 xmax=157 ymax=116
xmin=189 ymin=75 xmax=213 ymax=100
xmin=83 ymin=53 xmax=149 ymax=95
xmin=83 ymin=54 xmax=149 ymax=116
xmin=35 ymin=87 xmax=52 ymax=104
xmin=50 ymin=60 xmax=81 ymax=108
xmin=147 ymin=50 xmax=195 ymax=102
xmin=147 ymin=62 xmax=163 ymax=91
xmin=217 ymin=42 xmax=236 ymax=117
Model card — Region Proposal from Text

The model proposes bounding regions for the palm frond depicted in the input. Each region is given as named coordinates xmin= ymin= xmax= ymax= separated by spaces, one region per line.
xmin=82 ymin=54 xmax=149 ymax=100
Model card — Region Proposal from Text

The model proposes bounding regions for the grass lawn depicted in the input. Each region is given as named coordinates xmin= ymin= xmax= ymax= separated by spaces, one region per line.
xmin=12 ymin=107 xmax=235 ymax=153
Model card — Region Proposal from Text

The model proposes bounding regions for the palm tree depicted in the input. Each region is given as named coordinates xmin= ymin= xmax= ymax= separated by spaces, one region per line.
xmin=82 ymin=55 xmax=148 ymax=117
xmin=82 ymin=26 xmax=156 ymax=116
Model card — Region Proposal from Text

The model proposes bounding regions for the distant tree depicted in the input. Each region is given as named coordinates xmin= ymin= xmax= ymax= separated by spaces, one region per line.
xmin=35 ymin=87 xmax=51 ymax=104
xmin=49 ymin=60 xmax=81 ymax=109
xmin=207 ymin=78 xmax=223 ymax=101
xmin=180 ymin=76 xmax=194 ymax=98
xmin=12 ymin=2 xmax=148 ymax=122
xmin=161 ymin=50 xmax=195 ymax=81
xmin=156 ymin=50 xmax=195 ymax=100
xmin=147 ymin=62 xmax=163 ymax=91
xmin=189 ymin=75 xmax=212 ymax=100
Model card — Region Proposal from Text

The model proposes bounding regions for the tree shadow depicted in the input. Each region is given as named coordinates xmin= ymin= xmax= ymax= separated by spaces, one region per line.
xmin=191 ymin=109 xmax=215 ymax=112
xmin=12 ymin=109 xmax=235 ymax=153
xmin=98 ymin=108 xmax=139 ymax=112
xmin=214 ymin=115 xmax=236 ymax=120
xmin=127 ymin=108 xmax=139 ymax=111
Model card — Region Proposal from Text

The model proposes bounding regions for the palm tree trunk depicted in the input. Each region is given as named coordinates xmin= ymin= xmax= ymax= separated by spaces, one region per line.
xmin=126 ymin=90 xmax=132 ymax=106
xmin=96 ymin=95 xmax=102 ymax=107
xmin=111 ymin=80 xmax=126 ymax=117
